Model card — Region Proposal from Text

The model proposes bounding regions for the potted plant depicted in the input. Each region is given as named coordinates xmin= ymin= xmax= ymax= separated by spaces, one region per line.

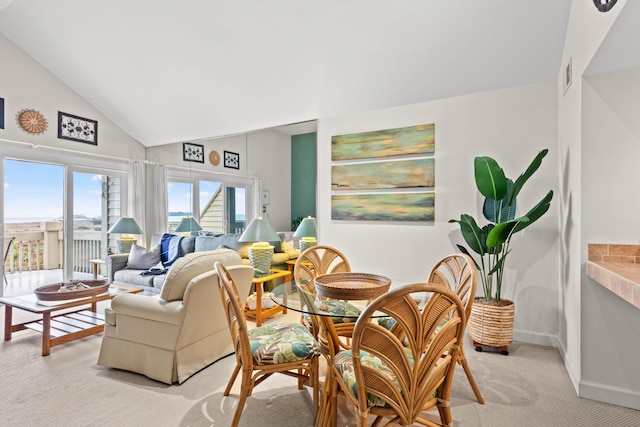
xmin=449 ymin=149 xmax=553 ymax=354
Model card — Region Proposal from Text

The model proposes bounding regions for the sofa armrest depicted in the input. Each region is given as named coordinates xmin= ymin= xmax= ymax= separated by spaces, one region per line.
xmin=110 ymin=293 xmax=185 ymax=325
xmin=105 ymin=254 xmax=129 ymax=282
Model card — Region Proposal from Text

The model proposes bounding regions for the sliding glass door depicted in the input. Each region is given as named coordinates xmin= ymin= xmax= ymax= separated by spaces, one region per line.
xmin=2 ymin=158 xmax=127 ymax=291
xmin=71 ymin=171 xmax=124 ymax=277
xmin=3 ymin=160 xmax=65 ymax=287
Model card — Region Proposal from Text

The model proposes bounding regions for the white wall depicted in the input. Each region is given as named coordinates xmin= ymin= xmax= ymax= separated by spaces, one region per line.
xmin=556 ymin=0 xmax=626 ymax=395
xmin=317 ymin=81 xmax=560 ymax=345
xmin=0 ymin=34 xmax=145 ymax=161
xmin=559 ymin=0 xmax=640 ymax=410
xmin=582 ymin=78 xmax=640 ymax=407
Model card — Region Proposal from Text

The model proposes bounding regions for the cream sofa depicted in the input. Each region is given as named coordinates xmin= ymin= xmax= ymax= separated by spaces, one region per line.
xmin=97 ymin=249 xmax=254 ymax=384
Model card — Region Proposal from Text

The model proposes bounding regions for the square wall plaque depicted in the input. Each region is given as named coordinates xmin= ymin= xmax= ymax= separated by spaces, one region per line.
xmin=58 ymin=112 xmax=98 ymax=145
xmin=183 ymin=142 xmax=205 ymax=163
xmin=224 ymin=151 xmax=240 ymax=169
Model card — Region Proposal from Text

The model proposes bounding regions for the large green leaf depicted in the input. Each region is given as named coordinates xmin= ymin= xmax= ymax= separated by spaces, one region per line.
xmin=474 ymin=156 xmax=507 ymax=201
xmin=448 ymin=214 xmax=486 ymax=255
xmin=486 ymin=216 xmax=529 ymax=247
xmin=507 ymin=149 xmax=548 ymax=206
xmin=513 ymin=190 xmax=553 ymax=233
xmin=483 ymin=180 xmax=515 ymax=223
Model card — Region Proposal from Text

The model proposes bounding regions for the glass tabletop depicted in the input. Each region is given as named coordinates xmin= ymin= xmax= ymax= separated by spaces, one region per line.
xmin=270 ymin=280 xmax=425 ymax=319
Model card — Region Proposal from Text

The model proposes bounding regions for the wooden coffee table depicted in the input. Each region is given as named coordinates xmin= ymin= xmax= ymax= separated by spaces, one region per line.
xmin=0 ymin=284 xmax=141 ymax=356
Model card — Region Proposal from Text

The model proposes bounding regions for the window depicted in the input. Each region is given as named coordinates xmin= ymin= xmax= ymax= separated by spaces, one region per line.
xmin=166 ymin=176 xmax=249 ymax=235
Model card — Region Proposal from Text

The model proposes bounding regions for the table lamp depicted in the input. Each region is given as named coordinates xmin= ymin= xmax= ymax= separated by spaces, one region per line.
xmin=107 ymin=217 xmax=143 ymax=253
xmin=294 ymin=216 xmax=317 ymax=253
xmin=239 ymin=216 xmax=280 ymax=276
xmin=174 ymin=216 xmax=202 ymax=234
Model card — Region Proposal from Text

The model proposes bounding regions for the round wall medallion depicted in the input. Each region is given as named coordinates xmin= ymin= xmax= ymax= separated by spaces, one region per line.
xmin=209 ymin=150 xmax=221 ymax=165
xmin=17 ymin=109 xmax=48 ymax=134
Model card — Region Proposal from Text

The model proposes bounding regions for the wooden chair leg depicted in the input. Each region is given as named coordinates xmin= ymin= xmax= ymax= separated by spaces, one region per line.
xmin=459 ymin=352 xmax=485 ymax=404
xmin=312 ymin=358 xmax=320 ymax=414
xmin=231 ymin=391 xmax=249 ymax=427
xmin=224 ymin=362 xmax=242 ymax=396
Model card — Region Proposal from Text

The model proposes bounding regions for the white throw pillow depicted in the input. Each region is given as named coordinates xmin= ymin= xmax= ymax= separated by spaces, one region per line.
xmin=126 ymin=244 xmax=161 ymax=270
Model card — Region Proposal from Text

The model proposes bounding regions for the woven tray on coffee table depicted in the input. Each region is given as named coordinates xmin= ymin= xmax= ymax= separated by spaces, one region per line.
xmin=34 ymin=279 xmax=110 ymax=301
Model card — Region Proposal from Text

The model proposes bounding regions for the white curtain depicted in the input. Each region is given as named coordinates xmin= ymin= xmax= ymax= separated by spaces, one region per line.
xmin=251 ymin=177 xmax=263 ymax=221
xmin=128 ymin=160 xmax=146 ymax=244
xmin=153 ymin=163 xmax=168 ymax=235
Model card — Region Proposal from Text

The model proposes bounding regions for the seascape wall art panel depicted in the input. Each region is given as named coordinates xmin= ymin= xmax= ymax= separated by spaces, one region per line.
xmin=331 ymin=123 xmax=434 ymax=161
xmin=331 ymin=193 xmax=435 ymax=222
xmin=330 ymin=122 xmax=435 ymax=222
xmin=332 ymin=158 xmax=434 ymax=191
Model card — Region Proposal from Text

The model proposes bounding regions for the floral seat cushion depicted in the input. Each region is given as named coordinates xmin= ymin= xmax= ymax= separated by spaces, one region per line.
xmin=248 ymin=323 xmax=319 ymax=365
xmin=334 ymin=349 xmax=415 ymax=408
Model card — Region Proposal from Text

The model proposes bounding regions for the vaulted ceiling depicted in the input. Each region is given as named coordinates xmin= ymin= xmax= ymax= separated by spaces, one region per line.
xmin=0 ymin=1 xmax=574 ymax=147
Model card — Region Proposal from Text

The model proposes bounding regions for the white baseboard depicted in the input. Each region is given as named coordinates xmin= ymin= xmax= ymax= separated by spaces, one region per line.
xmin=513 ymin=328 xmax=558 ymax=348
xmin=556 ymin=338 xmax=580 ymax=393
xmin=554 ymin=337 xmax=640 ymax=411
xmin=580 ymin=380 xmax=640 ymax=411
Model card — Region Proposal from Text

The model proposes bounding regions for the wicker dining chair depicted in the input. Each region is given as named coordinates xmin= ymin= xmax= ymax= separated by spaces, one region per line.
xmin=330 ymin=283 xmax=466 ymax=427
xmin=3 ymin=237 xmax=15 ymax=285
xmin=428 ymin=253 xmax=485 ymax=404
xmin=214 ymin=262 xmax=320 ymax=427
xmin=294 ymin=245 xmax=353 ymax=338
xmin=294 ymin=245 xmax=351 ymax=289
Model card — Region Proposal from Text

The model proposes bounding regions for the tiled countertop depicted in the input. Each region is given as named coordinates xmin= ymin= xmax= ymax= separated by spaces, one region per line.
xmin=587 ymin=244 xmax=640 ymax=309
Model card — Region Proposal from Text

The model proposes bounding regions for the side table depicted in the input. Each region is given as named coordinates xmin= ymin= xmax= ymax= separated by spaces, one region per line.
xmin=89 ymin=258 xmax=106 ymax=279
xmin=245 ymin=269 xmax=291 ymax=326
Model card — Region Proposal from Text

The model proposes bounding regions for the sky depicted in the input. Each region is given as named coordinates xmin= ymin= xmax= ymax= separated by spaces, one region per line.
xmin=4 ymin=159 xmax=104 ymax=221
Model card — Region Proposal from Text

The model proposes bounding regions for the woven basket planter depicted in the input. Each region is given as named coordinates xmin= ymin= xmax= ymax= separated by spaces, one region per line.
xmin=469 ymin=297 xmax=515 ymax=348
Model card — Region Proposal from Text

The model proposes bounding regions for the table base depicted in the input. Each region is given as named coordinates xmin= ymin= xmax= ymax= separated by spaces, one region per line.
xmin=4 ymin=306 xmax=106 ymax=356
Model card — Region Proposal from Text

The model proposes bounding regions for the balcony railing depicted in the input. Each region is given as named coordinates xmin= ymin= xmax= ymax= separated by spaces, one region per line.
xmin=3 ymin=222 xmax=102 ymax=276
xmin=4 ymin=221 xmax=246 ymax=277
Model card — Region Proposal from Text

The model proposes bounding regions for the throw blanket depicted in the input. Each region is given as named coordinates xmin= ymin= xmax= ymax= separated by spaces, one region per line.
xmin=140 ymin=261 xmax=167 ymax=276
xmin=161 ymin=233 xmax=184 ymax=267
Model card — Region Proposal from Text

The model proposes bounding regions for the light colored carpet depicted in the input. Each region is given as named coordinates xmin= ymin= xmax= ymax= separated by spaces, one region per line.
xmin=1 ymin=303 xmax=639 ymax=426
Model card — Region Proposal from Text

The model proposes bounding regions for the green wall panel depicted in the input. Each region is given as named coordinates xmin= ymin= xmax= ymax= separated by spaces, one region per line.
xmin=291 ymin=132 xmax=317 ymax=230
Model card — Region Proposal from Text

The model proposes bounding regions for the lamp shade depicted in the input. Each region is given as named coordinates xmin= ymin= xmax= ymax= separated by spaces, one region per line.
xmin=107 ymin=217 xmax=143 ymax=234
xmin=293 ymin=216 xmax=317 ymax=238
xmin=174 ymin=216 xmax=203 ymax=233
xmin=238 ymin=217 xmax=280 ymax=243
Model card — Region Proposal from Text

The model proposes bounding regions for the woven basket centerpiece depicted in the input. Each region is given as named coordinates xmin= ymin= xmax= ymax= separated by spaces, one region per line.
xmin=468 ymin=297 xmax=515 ymax=347
xmin=314 ymin=272 xmax=391 ymax=300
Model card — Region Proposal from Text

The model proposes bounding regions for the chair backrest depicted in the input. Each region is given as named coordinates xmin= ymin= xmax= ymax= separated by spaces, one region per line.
xmin=294 ymin=245 xmax=351 ymax=292
xmin=428 ymin=253 xmax=477 ymax=321
xmin=350 ymin=283 xmax=465 ymax=425
xmin=3 ymin=237 xmax=15 ymax=263
xmin=215 ymin=262 xmax=254 ymax=370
